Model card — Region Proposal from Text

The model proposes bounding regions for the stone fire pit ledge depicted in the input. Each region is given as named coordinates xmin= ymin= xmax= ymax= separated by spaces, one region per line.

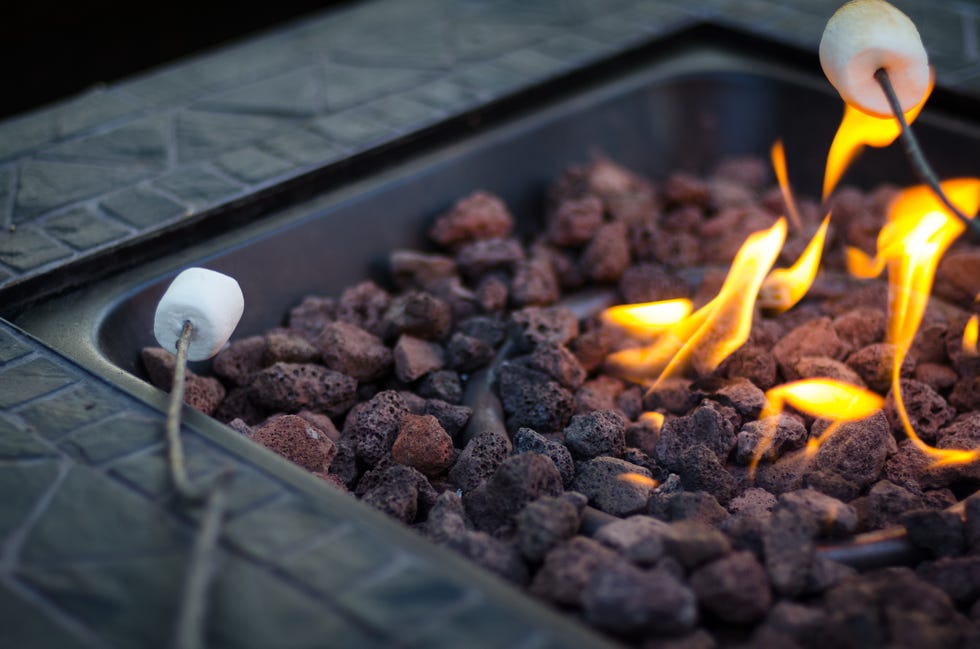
xmin=2 ymin=0 xmax=980 ymax=646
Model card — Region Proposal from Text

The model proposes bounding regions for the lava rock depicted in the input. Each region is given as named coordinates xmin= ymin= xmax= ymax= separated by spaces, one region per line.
xmin=249 ymin=362 xmax=356 ymax=416
xmin=422 ymin=399 xmax=471 ymax=439
xmin=582 ymin=559 xmax=698 ymax=635
xmin=511 ymin=257 xmax=560 ymax=307
xmin=424 ymin=491 xmax=467 ymax=544
xmin=530 ymin=536 xmax=619 ymax=607
xmin=448 ymin=428 xmax=512 ymax=492
xmin=778 ymin=489 xmax=857 ymax=538
xmin=212 ymin=335 xmax=266 ymax=385
xmin=444 ymin=530 xmax=529 ymax=585
xmin=389 ymin=249 xmax=457 ymax=291
xmin=661 ymin=520 xmax=731 ymax=569
xmin=918 ymin=556 xmax=980 ymax=605
xmin=655 ymin=401 xmax=736 ymax=472
xmin=772 ymin=317 xmax=846 ymax=379
xmin=416 ymin=370 xmax=462 ymax=404
xmin=315 ymin=320 xmax=392 ymax=382
xmin=728 ymin=487 xmax=778 ymax=518
xmin=514 ymin=427 xmax=575 ymax=488
xmin=593 ymin=515 xmax=669 ymax=559
xmin=547 ymin=195 xmax=603 ymax=246
xmin=901 ymin=509 xmax=965 ymax=557
xmin=574 ymin=375 xmax=625 ymax=414
xmin=691 ymin=551 xmax=772 ymax=623
xmin=652 ymin=491 xmax=730 ymax=527
xmin=445 ymin=332 xmax=494 ymax=373
xmin=498 ymin=363 xmax=574 ymax=435
xmin=287 ymin=295 xmax=336 ymax=339
xmin=515 ymin=493 xmax=585 ymax=562
xmin=793 ymin=356 xmax=867 ymax=387
xmin=249 ymin=414 xmax=337 ymax=473
xmin=832 ymin=307 xmax=886 ymax=353
xmin=708 ymin=377 xmax=766 ymax=421
xmin=573 ymin=456 xmax=655 ymax=517
xmin=382 ymin=291 xmax=453 ymax=342
xmin=429 ymin=190 xmax=514 ymax=248
xmin=263 ymin=329 xmax=319 ymax=365
xmin=720 ymin=344 xmax=778 ymax=390
xmin=336 ymin=280 xmax=391 ymax=337
xmin=390 ymin=413 xmax=455 ymax=477
xmin=763 ymin=503 xmax=819 ymax=596
xmin=810 ymin=410 xmax=893 ymax=491
xmin=456 ymin=237 xmax=525 ymax=279
xmin=516 ymin=343 xmax=586 ymax=390
xmin=581 ymin=221 xmax=630 ymax=283
xmin=392 ymin=334 xmax=444 ymax=383
xmin=735 ymin=415 xmax=807 ymax=465
xmin=141 ymin=347 xmax=227 ymax=416
xmin=846 ymin=343 xmax=912 ymax=393
xmin=677 ymin=444 xmax=738 ymax=505
xmin=564 ymin=410 xmax=627 ymax=460
xmin=466 ymin=453 xmax=563 ymax=533
xmin=852 ymin=479 xmax=926 ymax=531
xmin=341 ymin=390 xmax=411 ymax=466
xmin=356 ymin=461 xmax=436 ymax=524
xmin=509 ymin=305 xmax=579 ymax=352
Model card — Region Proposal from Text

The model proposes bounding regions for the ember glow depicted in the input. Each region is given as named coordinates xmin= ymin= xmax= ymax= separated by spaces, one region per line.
xmin=606 ymin=219 xmax=786 ymax=387
xmin=823 ymin=74 xmax=933 ymax=200
xmin=618 ymin=472 xmax=659 ymax=489
xmin=965 ymin=315 xmax=979 ymax=356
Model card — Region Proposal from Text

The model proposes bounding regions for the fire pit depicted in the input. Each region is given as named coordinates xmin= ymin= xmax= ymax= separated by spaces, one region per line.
xmin=17 ymin=36 xmax=980 ymax=647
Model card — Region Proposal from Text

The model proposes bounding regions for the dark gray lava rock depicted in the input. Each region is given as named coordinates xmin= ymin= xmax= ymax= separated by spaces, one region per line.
xmin=661 ymin=520 xmax=731 ymax=569
xmin=763 ymin=503 xmax=819 ymax=597
xmin=449 ymin=428 xmax=512 ymax=492
xmin=778 ymin=489 xmax=857 ymax=538
xmin=810 ymin=410 xmax=893 ymax=491
xmin=443 ymin=530 xmax=528 ymax=585
xmin=445 ymin=332 xmax=494 ymax=373
xmin=263 ymin=329 xmax=320 ymax=365
xmin=356 ymin=461 xmax=437 ymax=524
xmin=514 ymin=427 xmax=575 ymax=487
xmin=341 ymin=390 xmax=411 ymax=466
xmin=529 ymin=536 xmax=619 ymax=607
xmin=212 ymin=335 xmax=266 ymax=386
xmin=918 ymin=556 xmax=980 ymax=606
xmin=515 ymin=493 xmax=585 ymax=562
xmin=884 ymin=379 xmax=954 ymax=444
xmin=651 ymin=490 xmax=730 ymax=527
xmin=249 ymin=362 xmax=356 ymax=416
xmin=422 ymin=399 xmax=471 ymax=439
xmin=466 ymin=453 xmax=563 ymax=533
xmin=573 ymin=456 xmax=656 ymax=517
xmin=852 ymin=479 xmax=926 ymax=531
xmin=735 ymin=415 xmax=807 ymax=465
xmin=417 ymin=370 xmax=462 ymax=404
xmin=516 ymin=343 xmax=587 ymax=390
xmin=678 ymin=444 xmax=738 ymax=506
xmin=593 ymin=515 xmax=669 ymax=559
xmin=509 ymin=305 xmax=579 ymax=352
xmin=336 ymin=281 xmax=391 ymax=338
xmin=564 ymin=410 xmax=627 ymax=460
xmin=901 ymin=509 xmax=965 ymax=557
xmin=382 ymin=290 xmax=453 ymax=342
xmin=691 ymin=551 xmax=772 ymax=623
xmin=656 ymin=401 xmax=737 ymax=473
xmin=582 ymin=560 xmax=698 ymax=635
xmin=287 ymin=295 xmax=336 ymax=340
xmin=498 ymin=363 xmax=574 ymax=435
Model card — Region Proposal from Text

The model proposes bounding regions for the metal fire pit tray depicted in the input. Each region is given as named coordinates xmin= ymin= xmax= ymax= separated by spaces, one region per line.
xmin=14 ymin=38 xmax=980 ymax=641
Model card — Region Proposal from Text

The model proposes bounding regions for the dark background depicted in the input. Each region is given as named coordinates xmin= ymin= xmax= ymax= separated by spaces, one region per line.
xmin=1 ymin=1 xmax=350 ymax=120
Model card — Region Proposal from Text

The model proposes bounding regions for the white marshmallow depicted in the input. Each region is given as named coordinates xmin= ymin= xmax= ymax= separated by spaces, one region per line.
xmin=819 ymin=0 xmax=930 ymax=117
xmin=154 ymin=268 xmax=244 ymax=361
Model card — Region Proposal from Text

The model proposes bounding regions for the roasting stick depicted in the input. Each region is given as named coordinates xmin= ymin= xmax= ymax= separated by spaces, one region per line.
xmin=154 ymin=268 xmax=244 ymax=649
xmin=820 ymin=0 xmax=980 ymax=239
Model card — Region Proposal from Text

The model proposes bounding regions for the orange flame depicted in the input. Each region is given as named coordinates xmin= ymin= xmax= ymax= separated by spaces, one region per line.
xmin=606 ymin=219 xmax=786 ymax=386
xmin=639 ymin=411 xmax=665 ymax=431
xmin=964 ymin=315 xmax=979 ymax=357
xmin=603 ymin=299 xmax=692 ymax=339
xmin=823 ymin=74 xmax=934 ymax=200
xmin=771 ymin=139 xmax=803 ymax=231
xmin=751 ymin=379 xmax=883 ymax=474
xmin=759 ymin=213 xmax=831 ymax=314
xmin=849 ymin=179 xmax=980 ymax=466
xmin=618 ymin=472 xmax=659 ymax=488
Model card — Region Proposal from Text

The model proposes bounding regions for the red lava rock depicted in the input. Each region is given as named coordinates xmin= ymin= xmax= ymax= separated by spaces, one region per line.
xmin=212 ymin=335 xmax=266 ymax=386
xmin=456 ymin=237 xmax=525 ymax=279
xmin=498 ymin=363 xmax=574 ymax=435
xmin=568 ymin=326 xmax=613 ymax=374
xmin=250 ymin=414 xmax=336 ymax=473
xmin=719 ymin=345 xmax=778 ymax=390
xmin=884 ymin=379 xmax=954 ymax=443
xmin=509 ymin=305 xmax=579 ymax=352
xmin=663 ymin=172 xmax=710 ymax=207
xmin=263 ymin=329 xmax=319 ymax=365
xmin=287 ymin=295 xmax=336 ymax=340
xmin=341 ymin=390 xmax=411 ymax=466
xmin=572 ymin=456 xmax=655 ymax=517
xmin=914 ymin=362 xmax=959 ymax=393
xmin=934 ymin=248 xmax=980 ymax=304
xmin=530 ymin=536 xmax=619 ymax=607
xmin=708 ymin=178 xmax=756 ymax=211
xmin=564 ymin=410 xmax=627 ymax=460
xmin=911 ymin=321 xmax=949 ymax=365
xmin=581 ymin=222 xmax=631 ymax=283
xmin=390 ymin=413 xmax=455 ymax=477
xmin=314 ymin=320 xmax=391 ymax=382
xmin=392 ymin=334 xmax=444 ymax=382
xmin=213 ymin=386 xmax=267 ymax=425
xmin=793 ymin=356 xmax=866 ymax=387
xmin=295 ymin=409 xmax=339 ymax=442
xmin=574 ymin=375 xmax=625 ymax=414
xmin=515 ymin=493 xmax=586 ymax=562
xmin=475 ymin=274 xmax=508 ymax=312
xmin=617 ymin=263 xmax=688 ymax=305
xmin=691 ymin=551 xmax=772 ymax=623
xmin=706 ymin=377 xmax=767 ymax=421
xmin=429 ymin=191 xmax=514 ymax=248
xmin=336 ymin=280 xmax=391 ymax=337
xmin=389 ymin=249 xmax=457 ymax=291
xmin=583 ymin=559 xmax=699 ymax=635
xmin=832 ymin=307 xmax=886 ymax=353
xmin=547 ymin=195 xmax=603 ymax=246
xmin=249 ymin=362 xmax=356 ymax=416
xmin=810 ymin=411 xmax=893 ymax=491
xmin=141 ymin=347 xmax=226 ymax=415
xmin=511 ymin=256 xmax=560 ymax=307
xmin=448 ymin=428 xmax=512 ymax=492
xmin=772 ymin=317 xmax=847 ymax=380
xmin=382 ymin=290 xmax=453 ymax=342
xmin=846 ymin=342 xmax=914 ymax=394
xmin=516 ymin=343 xmax=586 ymax=390
xmin=714 ymin=155 xmax=769 ymax=191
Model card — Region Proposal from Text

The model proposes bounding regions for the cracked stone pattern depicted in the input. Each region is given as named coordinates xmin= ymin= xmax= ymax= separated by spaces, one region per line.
xmin=0 ymin=0 xmax=977 ymax=294
xmin=0 ymin=319 xmax=608 ymax=648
